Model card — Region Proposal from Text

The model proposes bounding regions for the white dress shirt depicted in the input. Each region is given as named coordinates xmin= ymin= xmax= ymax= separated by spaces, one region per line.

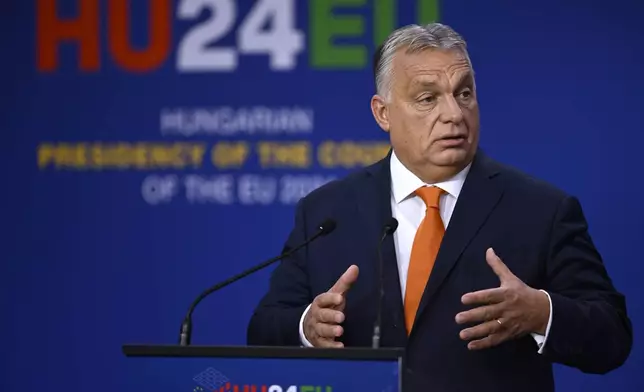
xmin=299 ymin=151 xmax=552 ymax=352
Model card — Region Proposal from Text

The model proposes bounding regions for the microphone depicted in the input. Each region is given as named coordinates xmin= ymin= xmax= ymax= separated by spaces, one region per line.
xmin=179 ymin=218 xmax=337 ymax=346
xmin=372 ymin=217 xmax=399 ymax=348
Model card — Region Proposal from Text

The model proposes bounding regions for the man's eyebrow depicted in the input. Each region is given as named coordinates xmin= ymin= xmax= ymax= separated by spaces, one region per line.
xmin=454 ymin=73 xmax=474 ymax=90
xmin=410 ymin=78 xmax=440 ymax=91
xmin=409 ymin=72 xmax=474 ymax=92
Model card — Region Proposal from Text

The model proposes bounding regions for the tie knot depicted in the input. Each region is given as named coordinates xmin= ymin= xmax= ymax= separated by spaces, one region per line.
xmin=415 ymin=186 xmax=444 ymax=209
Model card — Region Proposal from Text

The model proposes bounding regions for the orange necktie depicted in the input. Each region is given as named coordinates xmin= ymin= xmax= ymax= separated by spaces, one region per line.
xmin=404 ymin=185 xmax=446 ymax=334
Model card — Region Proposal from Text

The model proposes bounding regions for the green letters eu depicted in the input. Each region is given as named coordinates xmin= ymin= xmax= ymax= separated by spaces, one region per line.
xmin=310 ymin=0 xmax=367 ymax=69
xmin=374 ymin=0 xmax=396 ymax=46
xmin=418 ymin=0 xmax=440 ymax=24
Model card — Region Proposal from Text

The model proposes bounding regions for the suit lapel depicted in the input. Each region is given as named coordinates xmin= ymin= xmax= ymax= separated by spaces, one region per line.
xmin=412 ymin=151 xmax=504 ymax=331
xmin=356 ymin=152 xmax=408 ymax=346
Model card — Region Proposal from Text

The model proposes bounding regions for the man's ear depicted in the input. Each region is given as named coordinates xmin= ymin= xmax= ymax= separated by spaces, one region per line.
xmin=370 ymin=94 xmax=390 ymax=132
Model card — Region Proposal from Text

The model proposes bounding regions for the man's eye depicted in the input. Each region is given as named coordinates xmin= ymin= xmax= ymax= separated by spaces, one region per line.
xmin=458 ymin=89 xmax=472 ymax=99
xmin=420 ymin=95 xmax=435 ymax=103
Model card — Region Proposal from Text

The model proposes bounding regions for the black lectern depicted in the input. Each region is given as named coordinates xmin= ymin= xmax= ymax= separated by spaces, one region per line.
xmin=122 ymin=344 xmax=404 ymax=391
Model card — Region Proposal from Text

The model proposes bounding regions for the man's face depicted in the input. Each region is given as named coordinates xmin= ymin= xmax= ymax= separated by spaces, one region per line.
xmin=372 ymin=48 xmax=479 ymax=179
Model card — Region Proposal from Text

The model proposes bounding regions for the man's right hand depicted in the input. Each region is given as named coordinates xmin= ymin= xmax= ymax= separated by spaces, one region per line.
xmin=303 ymin=265 xmax=359 ymax=347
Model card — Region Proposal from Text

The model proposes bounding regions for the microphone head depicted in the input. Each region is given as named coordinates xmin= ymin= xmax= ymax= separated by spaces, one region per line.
xmin=384 ymin=217 xmax=399 ymax=235
xmin=318 ymin=219 xmax=337 ymax=235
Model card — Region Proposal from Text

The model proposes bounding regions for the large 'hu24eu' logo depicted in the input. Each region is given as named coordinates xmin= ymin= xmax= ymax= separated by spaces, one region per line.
xmin=36 ymin=0 xmax=438 ymax=73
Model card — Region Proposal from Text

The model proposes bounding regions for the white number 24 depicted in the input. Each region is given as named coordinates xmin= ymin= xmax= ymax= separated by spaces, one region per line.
xmin=177 ymin=0 xmax=304 ymax=72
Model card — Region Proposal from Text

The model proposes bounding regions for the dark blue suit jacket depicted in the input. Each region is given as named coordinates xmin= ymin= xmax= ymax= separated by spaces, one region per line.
xmin=247 ymin=150 xmax=632 ymax=392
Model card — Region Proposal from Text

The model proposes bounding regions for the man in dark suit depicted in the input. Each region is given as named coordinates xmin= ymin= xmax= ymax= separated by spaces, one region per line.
xmin=246 ymin=23 xmax=632 ymax=391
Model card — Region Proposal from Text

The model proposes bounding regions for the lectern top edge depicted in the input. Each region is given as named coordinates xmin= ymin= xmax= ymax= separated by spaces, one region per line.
xmin=122 ymin=344 xmax=404 ymax=361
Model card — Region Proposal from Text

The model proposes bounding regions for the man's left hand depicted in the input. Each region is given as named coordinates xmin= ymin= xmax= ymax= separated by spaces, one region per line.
xmin=455 ymin=247 xmax=550 ymax=350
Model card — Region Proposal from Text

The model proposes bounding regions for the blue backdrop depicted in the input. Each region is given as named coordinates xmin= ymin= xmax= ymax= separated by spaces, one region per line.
xmin=1 ymin=0 xmax=643 ymax=391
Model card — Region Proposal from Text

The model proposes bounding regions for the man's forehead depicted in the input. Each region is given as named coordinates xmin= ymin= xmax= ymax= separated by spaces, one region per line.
xmin=396 ymin=48 xmax=468 ymax=73
xmin=392 ymin=48 xmax=471 ymax=86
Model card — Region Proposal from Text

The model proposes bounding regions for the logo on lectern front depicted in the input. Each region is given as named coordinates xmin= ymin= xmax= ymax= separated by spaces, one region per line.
xmin=193 ymin=367 xmax=230 ymax=391
xmin=192 ymin=367 xmax=332 ymax=392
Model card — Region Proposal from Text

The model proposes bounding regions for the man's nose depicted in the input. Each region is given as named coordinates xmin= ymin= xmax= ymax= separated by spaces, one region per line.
xmin=438 ymin=95 xmax=464 ymax=124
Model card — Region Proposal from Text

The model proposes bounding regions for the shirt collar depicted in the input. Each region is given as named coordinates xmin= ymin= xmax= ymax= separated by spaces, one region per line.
xmin=390 ymin=150 xmax=471 ymax=204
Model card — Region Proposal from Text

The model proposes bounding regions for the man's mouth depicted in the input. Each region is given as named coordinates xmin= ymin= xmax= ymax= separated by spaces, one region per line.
xmin=438 ymin=135 xmax=467 ymax=146
xmin=440 ymin=134 xmax=467 ymax=140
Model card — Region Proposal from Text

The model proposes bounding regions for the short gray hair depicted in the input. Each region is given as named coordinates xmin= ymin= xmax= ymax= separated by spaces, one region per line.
xmin=374 ymin=23 xmax=473 ymax=99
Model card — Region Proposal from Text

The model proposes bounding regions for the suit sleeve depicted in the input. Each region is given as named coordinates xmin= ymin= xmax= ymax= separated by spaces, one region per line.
xmin=246 ymin=198 xmax=312 ymax=346
xmin=542 ymin=195 xmax=632 ymax=373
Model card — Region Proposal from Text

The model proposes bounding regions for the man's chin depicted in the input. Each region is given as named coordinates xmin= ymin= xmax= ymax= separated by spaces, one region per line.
xmin=433 ymin=147 xmax=472 ymax=167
